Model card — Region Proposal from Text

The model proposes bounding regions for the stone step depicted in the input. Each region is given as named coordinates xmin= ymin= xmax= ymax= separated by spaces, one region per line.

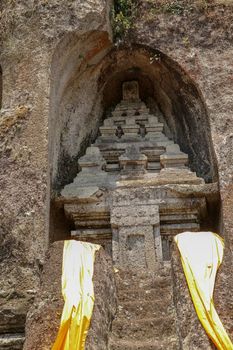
xmin=111 ymin=316 xmax=176 ymax=340
xmin=116 ymin=274 xmax=172 ymax=292
xmin=0 ymin=305 xmax=26 ymax=334
xmin=116 ymin=264 xmax=171 ymax=278
xmin=117 ymin=287 xmax=172 ymax=303
xmin=116 ymin=298 xmax=174 ymax=319
xmin=108 ymin=337 xmax=180 ymax=350
xmin=0 ymin=333 xmax=25 ymax=350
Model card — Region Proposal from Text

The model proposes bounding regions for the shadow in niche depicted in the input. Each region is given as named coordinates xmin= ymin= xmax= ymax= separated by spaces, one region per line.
xmin=49 ymin=200 xmax=74 ymax=242
xmin=201 ymin=193 xmax=222 ymax=233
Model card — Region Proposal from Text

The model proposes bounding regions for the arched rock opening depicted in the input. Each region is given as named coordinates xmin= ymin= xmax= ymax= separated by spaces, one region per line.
xmin=49 ymin=35 xmax=220 ymax=242
xmin=99 ymin=47 xmax=218 ymax=183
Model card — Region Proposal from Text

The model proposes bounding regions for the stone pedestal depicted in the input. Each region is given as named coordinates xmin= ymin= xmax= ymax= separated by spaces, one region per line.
xmin=122 ymin=117 xmax=140 ymax=137
xmin=119 ymin=145 xmax=147 ymax=175
xmin=99 ymin=118 xmax=118 ymax=138
xmin=160 ymin=144 xmax=188 ymax=168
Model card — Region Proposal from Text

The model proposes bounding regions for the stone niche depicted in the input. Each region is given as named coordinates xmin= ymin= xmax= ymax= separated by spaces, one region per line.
xmin=58 ymin=81 xmax=219 ymax=272
xmin=49 ymin=43 xmax=220 ymax=245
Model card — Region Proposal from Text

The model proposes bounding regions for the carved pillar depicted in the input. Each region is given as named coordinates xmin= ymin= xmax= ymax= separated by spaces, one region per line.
xmin=111 ymin=201 xmax=162 ymax=272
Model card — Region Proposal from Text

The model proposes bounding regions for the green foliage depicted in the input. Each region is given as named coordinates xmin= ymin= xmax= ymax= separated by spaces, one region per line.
xmin=145 ymin=1 xmax=195 ymax=16
xmin=163 ymin=1 xmax=184 ymax=15
xmin=111 ymin=0 xmax=138 ymax=41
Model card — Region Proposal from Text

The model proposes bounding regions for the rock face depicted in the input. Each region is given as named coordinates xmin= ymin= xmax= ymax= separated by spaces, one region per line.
xmin=0 ymin=0 xmax=233 ymax=349
xmin=24 ymin=242 xmax=117 ymax=350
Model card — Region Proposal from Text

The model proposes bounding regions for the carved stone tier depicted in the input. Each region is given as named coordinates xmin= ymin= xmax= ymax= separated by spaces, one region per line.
xmin=63 ymin=192 xmax=113 ymax=255
xmin=60 ymin=167 xmax=210 ymax=270
xmin=97 ymin=89 xmax=189 ymax=175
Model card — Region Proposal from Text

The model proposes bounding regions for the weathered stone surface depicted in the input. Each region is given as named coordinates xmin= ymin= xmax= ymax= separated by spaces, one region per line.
xmin=0 ymin=334 xmax=25 ymax=350
xmin=108 ymin=264 xmax=180 ymax=350
xmin=86 ymin=250 xmax=117 ymax=350
xmin=214 ymin=249 xmax=233 ymax=342
xmin=24 ymin=241 xmax=117 ymax=350
xmin=1 ymin=1 xmax=233 ymax=349
xmin=0 ymin=0 xmax=113 ymax=343
xmin=131 ymin=5 xmax=233 ymax=342
xmin=111 ymin=204 xmax=159 ymax=228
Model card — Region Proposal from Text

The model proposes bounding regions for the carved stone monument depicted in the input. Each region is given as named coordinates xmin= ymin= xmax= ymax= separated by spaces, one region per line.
xmin=60 ymin=81 xmax=210 ymax=271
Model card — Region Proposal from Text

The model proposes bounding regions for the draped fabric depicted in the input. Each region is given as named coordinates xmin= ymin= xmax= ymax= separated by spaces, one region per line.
xmin=175 ymin=231 xmax=233 ymax=350
xmin=52 ymin=240 xmax=100 ymax=350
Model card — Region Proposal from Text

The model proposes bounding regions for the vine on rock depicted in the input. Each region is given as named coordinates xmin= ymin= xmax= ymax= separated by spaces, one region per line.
xmin=111 ymin=0 xmax=139 ymax=42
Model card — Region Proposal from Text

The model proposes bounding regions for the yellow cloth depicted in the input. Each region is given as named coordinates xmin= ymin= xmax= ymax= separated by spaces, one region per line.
xmin=52 ymin=240 xmax=100 ymax=350
xmin=174 ymin=231 xmax=233 ymax=350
